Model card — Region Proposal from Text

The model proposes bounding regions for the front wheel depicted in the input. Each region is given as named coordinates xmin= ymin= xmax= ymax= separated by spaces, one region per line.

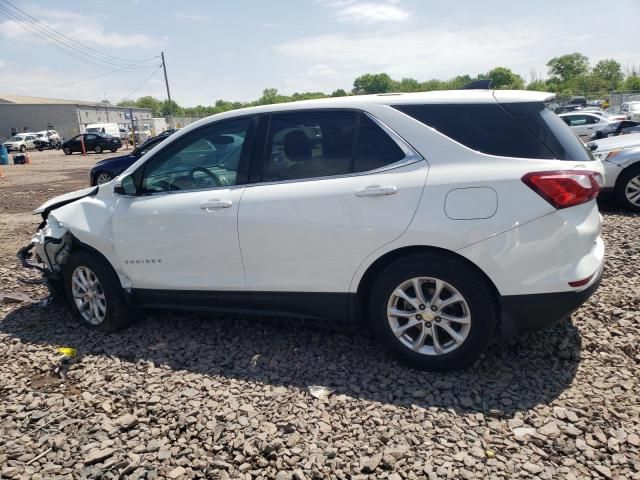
xmin=63 ymin=147 xmax=72 ymax=155
xmin=368 ymin=253 xmax=497 ymax=371
xmin=95 ymin=172 xmax=113 ymax=185
xmin=63 ymin=250 xmax=135 ymax=332
xmin=110 ymin=148 xmax=117 ymax=153
xmin=615 ymin=165 xmax=640 ymax=212
xmin=20 ymin=145 xmax=26 ymax=153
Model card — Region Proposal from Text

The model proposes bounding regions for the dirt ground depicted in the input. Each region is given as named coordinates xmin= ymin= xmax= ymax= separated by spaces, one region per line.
xmin=0 ymin=149 xmax=124 ymax=264
xmin=0 ymin=153 xmax=639 ymax=479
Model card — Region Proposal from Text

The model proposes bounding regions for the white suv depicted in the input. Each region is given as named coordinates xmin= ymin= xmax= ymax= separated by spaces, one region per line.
xmin=19 ymin=90 xmax=605 ymax=371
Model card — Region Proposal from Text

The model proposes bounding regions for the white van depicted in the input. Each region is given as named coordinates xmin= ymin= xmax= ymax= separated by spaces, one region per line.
xmin=85 ymin=123 xmax=120 ymax=138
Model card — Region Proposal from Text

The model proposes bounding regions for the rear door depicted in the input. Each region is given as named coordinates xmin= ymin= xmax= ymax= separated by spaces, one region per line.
xmin=237 ymin=109 xmax=427 ymax=316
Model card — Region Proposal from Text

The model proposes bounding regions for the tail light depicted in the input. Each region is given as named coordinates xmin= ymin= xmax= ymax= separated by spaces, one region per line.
xmin=522 ymin=170 xmax=602 ymax=209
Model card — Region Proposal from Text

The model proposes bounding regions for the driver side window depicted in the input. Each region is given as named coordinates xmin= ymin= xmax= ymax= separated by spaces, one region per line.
xmin=141 ymin=118 xmax=253 ymax=193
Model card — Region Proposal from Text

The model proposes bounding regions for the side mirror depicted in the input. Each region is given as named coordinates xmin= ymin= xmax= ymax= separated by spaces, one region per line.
xmin=113 ymin=174 xmax=137 ymax=196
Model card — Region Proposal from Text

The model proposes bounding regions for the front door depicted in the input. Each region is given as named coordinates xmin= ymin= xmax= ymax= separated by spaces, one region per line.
xmin=237 ymin=110 xmax=428 ymax=316
xmin=112 ymin=116 xmax=256 ymax=292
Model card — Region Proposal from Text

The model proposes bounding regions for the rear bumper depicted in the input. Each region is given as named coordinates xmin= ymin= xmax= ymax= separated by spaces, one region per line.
xmin=499 ymin=265 xmax=603 ymax=340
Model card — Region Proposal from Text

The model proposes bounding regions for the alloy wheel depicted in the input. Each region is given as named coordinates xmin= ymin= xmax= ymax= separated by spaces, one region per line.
xmin=625 ymin=174 xmax=640 ymax=206
xmin=96 ymin=173 xmax=113 ymax=185
xmin=387 ymin=277 xmax=471 ymax=355
xmin=71 ymin=266 xmax=107 ymax=325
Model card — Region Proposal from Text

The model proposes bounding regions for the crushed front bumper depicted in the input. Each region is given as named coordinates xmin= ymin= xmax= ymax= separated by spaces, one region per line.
xmin=17 ymin=219 xmax=71 ymax=278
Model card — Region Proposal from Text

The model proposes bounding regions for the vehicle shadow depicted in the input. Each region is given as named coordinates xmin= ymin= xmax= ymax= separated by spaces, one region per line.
xmin=1 ymin=301 xmax=581 ymax=417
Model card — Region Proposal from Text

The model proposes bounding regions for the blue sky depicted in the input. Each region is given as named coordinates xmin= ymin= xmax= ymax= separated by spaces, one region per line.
xmin=1 ymin=0 xmax=639 ymax=106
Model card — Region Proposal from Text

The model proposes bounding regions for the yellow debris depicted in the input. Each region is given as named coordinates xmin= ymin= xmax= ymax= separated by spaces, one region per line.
xmin=58 ymin=347 xmax=77 ymax=358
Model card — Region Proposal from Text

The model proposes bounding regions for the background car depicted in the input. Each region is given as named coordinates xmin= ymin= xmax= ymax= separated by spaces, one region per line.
xmin=554 ymin=104 xmax=582 ymax=114
xmin=588 ymin=133 xmax=640 ymax=211
xmin=89 ymin=134 xmax=170 ymax=185
xmin=62 ymin=133 xmax=122 ymax=155
xmin=2 ymin=132 xmax=36 ymax=152
xmin=558 ymin=112 xmax=612 ymax=140
xmin=620 ymin=101 xmax=640 ymax=121
xmin=589 ymin=120 xmax=640 ymax=140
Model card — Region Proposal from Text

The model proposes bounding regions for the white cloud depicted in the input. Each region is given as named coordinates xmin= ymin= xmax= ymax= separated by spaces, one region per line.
xmin=319 ymin=0 xmax=410 ymax=24
xmin=0 ymin=10 xmax=166 ymax=49
xmin=176 ymin=13 xmax=209 ymax=22
xmin=274 ymin=19 xmax=595 ymax=92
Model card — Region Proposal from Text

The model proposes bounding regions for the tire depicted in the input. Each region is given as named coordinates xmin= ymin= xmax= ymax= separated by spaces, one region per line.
xmin=110 ymin=148 xmax=117 ymax=153
xmin=63 ymin=147 xmax=72 ymax=155
xmin=95 ymin=171 xmax=113 ymax=185
xmin=94 ymin=145 xmax=102 ymax=154
xmin=63 ymin=250 xmax=134 ymax=332
xmin=368 ymin=253 xmax=497 ymax=372
xmin=20 ymin=145 xmax=26 ymax=153
xmin=614 ymin=164 xmax=640 ymax=212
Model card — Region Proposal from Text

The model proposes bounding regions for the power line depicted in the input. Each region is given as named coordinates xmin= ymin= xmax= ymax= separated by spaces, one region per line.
xmin=1 ymin=0 xmax=157 ymax=65
xmin=122 ymin=64 xmax=164 ymax=100
xmin=0 ymin=1 xmax=158 ymax=69
xmin=45 ymin=63 xmax=163 ymax=92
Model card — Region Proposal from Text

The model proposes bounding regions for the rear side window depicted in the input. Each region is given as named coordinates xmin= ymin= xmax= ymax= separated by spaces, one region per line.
xmin=353 ymin=114 xmax=405 ymax=172
xmin=261 ymin=111 xmax=407 ymax=182
xmin=394 ymin=102 xmax=592 ymax=161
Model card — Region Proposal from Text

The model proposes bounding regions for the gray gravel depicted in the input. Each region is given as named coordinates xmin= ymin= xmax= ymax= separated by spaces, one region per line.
xmin=1 ymin=200 xmax=639 ymax=480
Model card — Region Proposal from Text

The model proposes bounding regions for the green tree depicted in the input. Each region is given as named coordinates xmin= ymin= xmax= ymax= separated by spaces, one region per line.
xmin=135 ymin=96 xmax=163 ymax=116
xmin=592 ymin=59 xmax=623 ymax=90
xmin=547 ymin=53 xmax=589 ymax=85
xmin=331 ymin=88 xmax=348 ymax=97
xmin=625 ymin=76 xmax=640 ymax=91
xmin=117 ymin=99 xmax=136 ymax=107
xmin=396 ymin=77 xmax=421 ymax=92
xmin=485 ymin=67 xmax=524 ymax=89
xmin=161 ymin=99 xmax=182 ymax=116
xmin=352 ymin=73 xmax=394 ymax=94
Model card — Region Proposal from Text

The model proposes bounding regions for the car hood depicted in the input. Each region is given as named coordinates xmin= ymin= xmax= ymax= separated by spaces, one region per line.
xmin=588 ymin=132 xmax=640 ymax=152
xmin=94 ymin=153 xmax=134 ymax=166
xmin=33 ymin=185 xmax=98 ymax=215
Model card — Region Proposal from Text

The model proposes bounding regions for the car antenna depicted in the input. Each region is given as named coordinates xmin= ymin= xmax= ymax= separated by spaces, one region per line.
xmin=460 ymin=79 xmax=493 ymax=90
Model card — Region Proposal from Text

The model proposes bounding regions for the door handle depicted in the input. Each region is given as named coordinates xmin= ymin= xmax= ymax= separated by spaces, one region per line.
xmin=200 ymin=199 xmax=232 ymax=210
xmin=355 ymin=185 xmax=398 ymax=197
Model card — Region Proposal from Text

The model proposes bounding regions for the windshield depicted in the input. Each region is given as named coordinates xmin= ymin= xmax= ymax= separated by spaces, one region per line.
xmin=9 ymin=136 xmax=25 ymax=141
xmin=86 ymin=128 xmax=101 ymax=133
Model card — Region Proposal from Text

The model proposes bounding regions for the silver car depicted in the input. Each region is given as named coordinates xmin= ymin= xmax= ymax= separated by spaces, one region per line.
xmin=589 ymin=133 xmax=640 ymax=211
xmin=2 ymin=133 xmax=37 ymax=152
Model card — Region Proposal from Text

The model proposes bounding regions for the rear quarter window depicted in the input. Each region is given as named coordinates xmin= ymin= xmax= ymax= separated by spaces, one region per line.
xmin=394 ymin=102 xmax=592 ymax=161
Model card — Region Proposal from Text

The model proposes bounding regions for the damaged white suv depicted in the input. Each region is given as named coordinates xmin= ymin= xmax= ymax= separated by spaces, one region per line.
xmin=19 ymin=90 xmax=605 ymax=371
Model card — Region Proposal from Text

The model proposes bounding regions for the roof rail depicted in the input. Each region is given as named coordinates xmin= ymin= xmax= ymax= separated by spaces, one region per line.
xmin=460 ymin=79 xmax=493 ymax=90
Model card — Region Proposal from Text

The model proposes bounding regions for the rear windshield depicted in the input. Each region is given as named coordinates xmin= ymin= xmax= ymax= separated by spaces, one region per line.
xmin=393 ymin=102 xmax=593 ymax=161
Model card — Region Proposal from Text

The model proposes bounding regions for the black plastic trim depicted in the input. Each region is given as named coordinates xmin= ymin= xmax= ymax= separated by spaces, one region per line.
xmin=133 ymin=289 xmax=354 ymax=322
xmin=499 ymin=269 xmax=602 ymax=338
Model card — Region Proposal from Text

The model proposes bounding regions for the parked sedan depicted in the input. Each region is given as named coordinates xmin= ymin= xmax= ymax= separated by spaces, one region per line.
xmin=589 ymin=120 xmax=640 ymax=140
xmin=558 ymin=112 xmax=612 ymax=140
xmin=89 ymin=134 xmax=168 ymax=185
xmin=2 ymin=133 xmax=37 ymax=152
xmin=62 ymin=133 xmax=122 ymax=155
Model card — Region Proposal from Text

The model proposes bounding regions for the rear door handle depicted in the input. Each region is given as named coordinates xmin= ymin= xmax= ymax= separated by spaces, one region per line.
xmin=200 ymin=199 xmax=232 ymax=210
xmin=355 ymin=185 xmax=398 ymax=197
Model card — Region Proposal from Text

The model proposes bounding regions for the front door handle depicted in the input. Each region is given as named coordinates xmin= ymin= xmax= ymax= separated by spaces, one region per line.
xmin=355 ymin=185 xmax=398 ymax=197
xmin=200 ymin=199 xmax=232 ymax=211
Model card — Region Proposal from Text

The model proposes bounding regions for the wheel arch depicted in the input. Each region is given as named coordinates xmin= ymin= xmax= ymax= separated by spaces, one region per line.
xmin=69 ymin=235 xmax=132 ymax=291
xmin=354 ymin=245 xmax=501 ymax=323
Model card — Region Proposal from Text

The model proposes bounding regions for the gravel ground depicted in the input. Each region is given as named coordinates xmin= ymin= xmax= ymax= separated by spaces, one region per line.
xmin=1 ymin=153 xmax=639 ymax=479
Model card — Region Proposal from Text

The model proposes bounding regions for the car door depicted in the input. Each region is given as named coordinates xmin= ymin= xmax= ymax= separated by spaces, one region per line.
xmin=112 ymin=116 xmax=256 ymax=295
xmin=564 ymin=114 xmax=590 ymax=139
xmin=25 ymin=135 xmax=36 ymax=149
xmin=84 ymin=134 xmax=97 ymax=150
xmin=237 ymin=110 xmax=428 ymax=318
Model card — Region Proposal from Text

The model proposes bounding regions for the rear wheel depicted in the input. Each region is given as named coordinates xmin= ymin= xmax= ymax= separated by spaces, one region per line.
xmin=63 ymin=250 xmax=134 ymax=332
xmin=94 ymin=145 xmax=102 ymax=154
xmin=110 ymin=148 xmax=117 ymax=153
xmin=615 ymin=164 xmax=640 ymax=212
xmin=20 ymin=145 xmax=26 ymax=153
xmin=368 ymin=253 xmax=497 ymax=371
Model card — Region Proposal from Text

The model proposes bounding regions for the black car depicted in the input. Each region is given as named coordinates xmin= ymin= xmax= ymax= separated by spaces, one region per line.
xmin=589 ymin=120 xmax=640 ymax=140
xmin=62 ymin=133 xmax=122 ymax=155
xmin=554 ymin=104 xmax=582 ymax=114
xmin=89 ymin=134 xmax=169 ymax=185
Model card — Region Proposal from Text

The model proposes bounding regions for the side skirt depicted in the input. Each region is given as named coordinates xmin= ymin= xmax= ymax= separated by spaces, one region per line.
xmin=133 ymin=289 xmax=356 ymax=323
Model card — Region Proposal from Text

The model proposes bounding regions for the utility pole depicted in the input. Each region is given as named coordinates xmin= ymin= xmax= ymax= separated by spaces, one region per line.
xmin=161 ymin=51 xmax=173 ymax=128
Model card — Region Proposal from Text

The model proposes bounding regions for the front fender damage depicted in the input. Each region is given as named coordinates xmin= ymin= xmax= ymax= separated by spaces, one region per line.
xmin=17 ymin=215 xmax=72 ymax=280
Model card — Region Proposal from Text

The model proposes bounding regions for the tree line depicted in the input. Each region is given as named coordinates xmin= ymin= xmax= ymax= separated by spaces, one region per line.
xmin=117 ymin=52 xmax=640 ymax=118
